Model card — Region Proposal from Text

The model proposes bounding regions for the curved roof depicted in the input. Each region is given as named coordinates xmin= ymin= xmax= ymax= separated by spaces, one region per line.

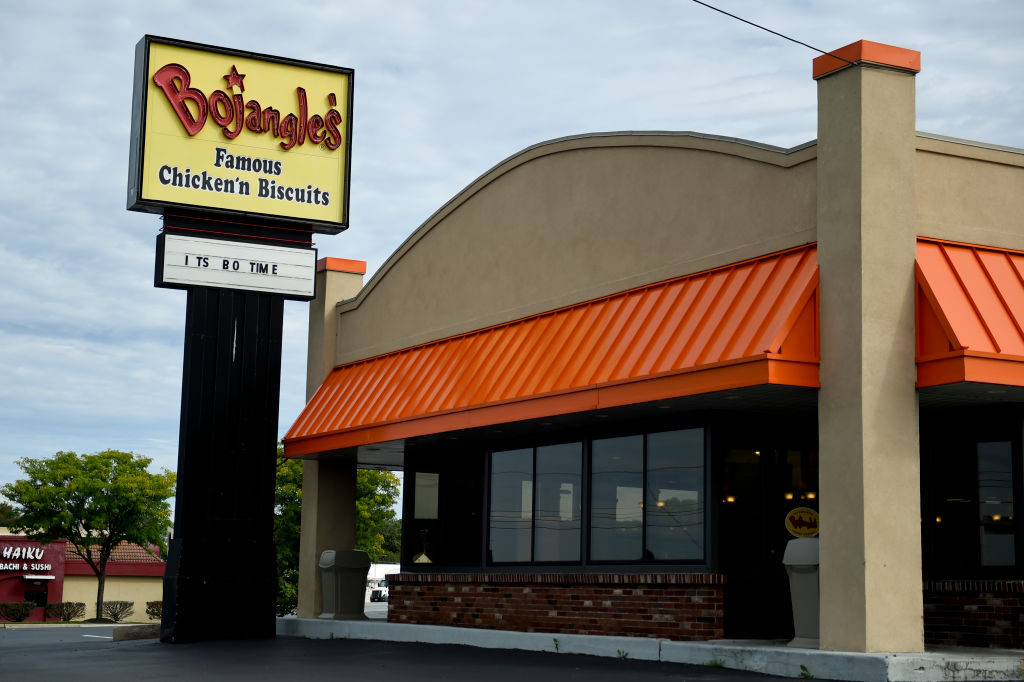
xmin=349 ymin=131 xmax=816 ymax=315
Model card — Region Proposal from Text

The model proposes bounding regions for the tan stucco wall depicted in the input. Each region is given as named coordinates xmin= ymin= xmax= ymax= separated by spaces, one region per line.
xmin=817 ymin=64 xmax=922 ymax=653
xmin=915 ymin=136 xmax=1024 ymax=247
xmin=332 ymin=133 xmax=818 ymax=364
xmin=306 ymin=267 xmax=364 ymax=397
xmin=62 ymin=574 xmax=163 ymax=620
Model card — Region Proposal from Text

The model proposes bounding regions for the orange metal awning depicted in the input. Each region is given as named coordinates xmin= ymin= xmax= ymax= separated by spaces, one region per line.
xmin=285 ymin=245 xmax=819 ymax=457
xmin=916 ymin=239 xmax=1024 ymax=387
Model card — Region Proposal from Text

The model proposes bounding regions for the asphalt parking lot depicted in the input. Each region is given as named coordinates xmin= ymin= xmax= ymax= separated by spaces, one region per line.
xmin=0 ymin=626 xmax=796 ymax=681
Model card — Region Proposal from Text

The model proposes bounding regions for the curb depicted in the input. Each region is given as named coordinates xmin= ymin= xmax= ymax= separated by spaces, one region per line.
xmin=277 ymin=618 xmax=1024 ymax=682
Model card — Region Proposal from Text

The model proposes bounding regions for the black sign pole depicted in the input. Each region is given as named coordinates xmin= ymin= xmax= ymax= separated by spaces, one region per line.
xmin=161 ymin=285 xmax=283 ymax=642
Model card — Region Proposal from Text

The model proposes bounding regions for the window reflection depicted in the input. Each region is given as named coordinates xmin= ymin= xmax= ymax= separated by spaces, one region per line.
xmin=486 ymin=429 xmax=706 ymax=566
xmin=414 ymin=472 xmax=439 ymax=520
xmin=646 ymin=429 xmax=704 ymax=560
xmin=591 ymin=435 xmax=643 ymax=561
xmin=489 ymin=449 xmax=532 ymax=562
xmin=534 ymin=443 xmax=582 ymax=562
xmin=978 ymin=441 xmax=1014 ymax=566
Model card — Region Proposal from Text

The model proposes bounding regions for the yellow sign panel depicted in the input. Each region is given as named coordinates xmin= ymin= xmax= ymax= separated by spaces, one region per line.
xmin=128 ymin=36 xmax=352 ymax=233
xmin=785 ymin=507 xmax=819 ymax=538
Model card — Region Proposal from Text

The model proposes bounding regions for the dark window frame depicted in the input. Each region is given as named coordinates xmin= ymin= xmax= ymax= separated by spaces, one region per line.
xmin=485 ymin=425 xmax=708 ymax=569
xmin=920 ymin=407 xmax=1024 ymax=580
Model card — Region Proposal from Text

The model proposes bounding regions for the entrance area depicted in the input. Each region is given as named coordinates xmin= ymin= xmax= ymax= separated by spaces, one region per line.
xmin=717 ymin=419 xmax=819 ymax=639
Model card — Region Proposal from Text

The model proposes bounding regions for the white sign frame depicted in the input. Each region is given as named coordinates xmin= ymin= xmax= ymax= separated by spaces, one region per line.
xmin=157 ymin=233 xmax=316 ymax=299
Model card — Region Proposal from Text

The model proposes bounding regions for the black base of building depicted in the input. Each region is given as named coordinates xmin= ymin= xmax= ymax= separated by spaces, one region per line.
xmin=161 ymin=287 xmax=284 ymax=643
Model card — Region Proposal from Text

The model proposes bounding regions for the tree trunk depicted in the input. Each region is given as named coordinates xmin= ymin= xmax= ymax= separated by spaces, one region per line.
xmin=95 ymin=570 xmax=106 ymax=620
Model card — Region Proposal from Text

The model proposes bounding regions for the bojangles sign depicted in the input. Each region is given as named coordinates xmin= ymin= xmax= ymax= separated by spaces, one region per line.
xmin=128 ymin=36 xmax=353 ymax=233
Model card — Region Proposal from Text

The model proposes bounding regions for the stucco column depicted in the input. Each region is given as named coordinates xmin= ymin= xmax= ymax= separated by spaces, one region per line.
xmin=296 ymin=258 xmax=364 ymax=619
xmin=815 ymin=41 xmax=923 ymax=652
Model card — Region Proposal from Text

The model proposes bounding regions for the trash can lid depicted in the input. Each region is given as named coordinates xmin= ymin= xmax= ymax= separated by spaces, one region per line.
xmin=318 ymin=548 xmax=371 ymax=569
xmin=318 ymin=550 xmax=336 ymax=568
xmin=782 ymin=537 xmax=819 ymax=565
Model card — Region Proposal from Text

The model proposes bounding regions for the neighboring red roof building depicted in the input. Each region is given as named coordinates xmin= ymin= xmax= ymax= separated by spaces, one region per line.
xmin=63 ymin=540 xmax=165 ymax=577
xmin=0 ymin=534 xmax=166 ymax=622
xmin=64 ymin=541 xmax=164 ymax=564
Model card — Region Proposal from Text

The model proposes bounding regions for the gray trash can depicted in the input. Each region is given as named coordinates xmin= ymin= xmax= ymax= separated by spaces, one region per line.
xmin=782 ymin=537 xmax=819 ymax=648
xmin=318 ymin=549 xmax=371 ymax=620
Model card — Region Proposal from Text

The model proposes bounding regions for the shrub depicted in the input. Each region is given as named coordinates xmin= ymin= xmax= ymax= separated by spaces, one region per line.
xmin=0 ymin=601 xmax=36 ymax=622
xmin=145 ymin=601 xmax=162 ymax=621
xmin=45 ymin=601 xmax=86 ymax=622
xmin=101 ymin=601 xmax=135 ymax=623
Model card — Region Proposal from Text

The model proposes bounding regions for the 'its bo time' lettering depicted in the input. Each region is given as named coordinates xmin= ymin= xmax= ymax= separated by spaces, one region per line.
xmin=182 ymin=255 xmax=278 ymax=276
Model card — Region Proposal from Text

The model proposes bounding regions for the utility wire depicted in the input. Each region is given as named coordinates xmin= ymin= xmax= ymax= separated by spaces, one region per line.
xmin=690 ymin=0 xmax=857 ymax=67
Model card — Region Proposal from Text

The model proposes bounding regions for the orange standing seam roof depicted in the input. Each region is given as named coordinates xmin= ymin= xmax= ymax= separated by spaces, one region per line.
xmin=917 ymin=239 xmax=1024 ymax=387
xmin=284 ymin=245 xmax=820 ymax=457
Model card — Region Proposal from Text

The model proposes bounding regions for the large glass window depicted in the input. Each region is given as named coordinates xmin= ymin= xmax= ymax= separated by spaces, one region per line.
xmin=646 ymin=429 xmax=704 ymax=560
xmin=490 ymin=443 xmax=583 ymax=563
xmin=534 ymin=443 xmax=582 ymax=561
xmin=486 ymin=428 xmax=705 ymax=566
xmin=591 ymin=435 xmax=643 ymax=560
xmin=590 ymin=429 xmax=704 ymax=562
xmin=920 ymin=410 xmax=1024 ymax=579
xmin=404 ymin=449 xmax=484 ymax=566
xmin=978 ymin=441 xmax=1014 ymax=566
xmin=489 ymin=448 xmax=533 ymax=562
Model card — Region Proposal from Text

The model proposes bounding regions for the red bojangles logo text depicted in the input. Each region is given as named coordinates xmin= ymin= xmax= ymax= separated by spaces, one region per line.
xmin=152 ymin=63 xmax=344 ymax=151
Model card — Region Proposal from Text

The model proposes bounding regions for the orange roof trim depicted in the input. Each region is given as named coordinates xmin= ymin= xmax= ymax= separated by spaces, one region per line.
xmin=317 ymin=257 xmax=366 ymax=274
xmin=285 ymin=245 xmax=820 ymax=457
xmin=813 ymin=40 xmax=921 ymax=80
xmin=916 ymin=239 xmax=1024 ymax=387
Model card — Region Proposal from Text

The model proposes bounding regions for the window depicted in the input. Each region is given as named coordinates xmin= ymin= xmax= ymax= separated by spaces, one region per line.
xmin=489 ymin=443 xmax=583 ymax=563
xmin=534 ymin=443 xmax=582 ymax=562
xmin=403 ymin=449 xmax=484 ymax=566
xmin=920 ymin=409 xmax=1024 ymax=578
xmin=591 ymin=429 xmax=704 ymax=562
xmin=978 ymin=441 xmax=1014 ymax=566
xmin=414 ymin=472 xmax=440 ymax=520
xmin=489 ymin=448 xmax=533 ymax=562
xmin=591 ymin=435 xmax=643 ymax=560
xmin=646 ymin=429 xmax=704 ymax=560
xmin=487 ymin=428 xmax=705 ymax=566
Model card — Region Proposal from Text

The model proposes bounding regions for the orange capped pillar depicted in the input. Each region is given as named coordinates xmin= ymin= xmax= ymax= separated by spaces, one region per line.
xmin=296 ymin=257 xmax=366 ymax=619
xmin=815 ymin=41 xmax=924 ymax=652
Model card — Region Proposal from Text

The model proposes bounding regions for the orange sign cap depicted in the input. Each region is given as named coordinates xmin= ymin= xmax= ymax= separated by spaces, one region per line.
xmin=813 ymin=40 xmax=921 ymax=80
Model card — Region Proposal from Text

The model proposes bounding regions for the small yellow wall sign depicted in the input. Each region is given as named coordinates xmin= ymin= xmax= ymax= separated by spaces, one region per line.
xmin=785 ymin=507 xmax=819 ymax=538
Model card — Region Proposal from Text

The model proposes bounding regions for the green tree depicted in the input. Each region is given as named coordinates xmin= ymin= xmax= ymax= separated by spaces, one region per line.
xmin=272 ymin=447 xmax=401 ymax=613
xmin=355 ymin=470 xmax=401 ymax=561
xmin=380 ymin=517 xmax=402 ymax=563
xmin=1 ymin=450 xmax=175 ymax=621
xmin=274 ymin=448 xmax=303 ymax=616
xmin=0 ymin=500 xmax=19 ymax=527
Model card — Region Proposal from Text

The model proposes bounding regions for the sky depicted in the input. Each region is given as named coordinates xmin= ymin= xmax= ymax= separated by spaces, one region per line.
xmin=1 ymin=0 xmax=1022 ymax=500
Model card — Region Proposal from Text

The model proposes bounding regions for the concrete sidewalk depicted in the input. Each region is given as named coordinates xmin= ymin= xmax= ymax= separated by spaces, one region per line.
xmin=278 ymin=617 xmax=1024 ymax=682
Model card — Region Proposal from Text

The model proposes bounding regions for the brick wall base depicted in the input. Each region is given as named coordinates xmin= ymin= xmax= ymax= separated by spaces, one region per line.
xmin=924 ymin=579 xmax=1024 ymax=648
xmin=387 ymin=572 xmax=724 ymax=641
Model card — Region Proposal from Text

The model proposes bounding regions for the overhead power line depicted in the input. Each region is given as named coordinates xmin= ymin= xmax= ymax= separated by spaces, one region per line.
xmin=690 ymin=0 xmax=857 ymax=67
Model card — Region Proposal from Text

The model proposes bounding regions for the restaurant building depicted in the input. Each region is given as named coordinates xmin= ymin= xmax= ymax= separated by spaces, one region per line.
xmin=283 ymin=41 xmax=1024 ymax=652
xmin=0 ymin=532 xmax=164 ymax=621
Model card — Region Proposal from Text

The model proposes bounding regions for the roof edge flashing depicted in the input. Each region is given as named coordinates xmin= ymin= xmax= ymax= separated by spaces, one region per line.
xmin=813 ymin=40 xmax=921 ymax=80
